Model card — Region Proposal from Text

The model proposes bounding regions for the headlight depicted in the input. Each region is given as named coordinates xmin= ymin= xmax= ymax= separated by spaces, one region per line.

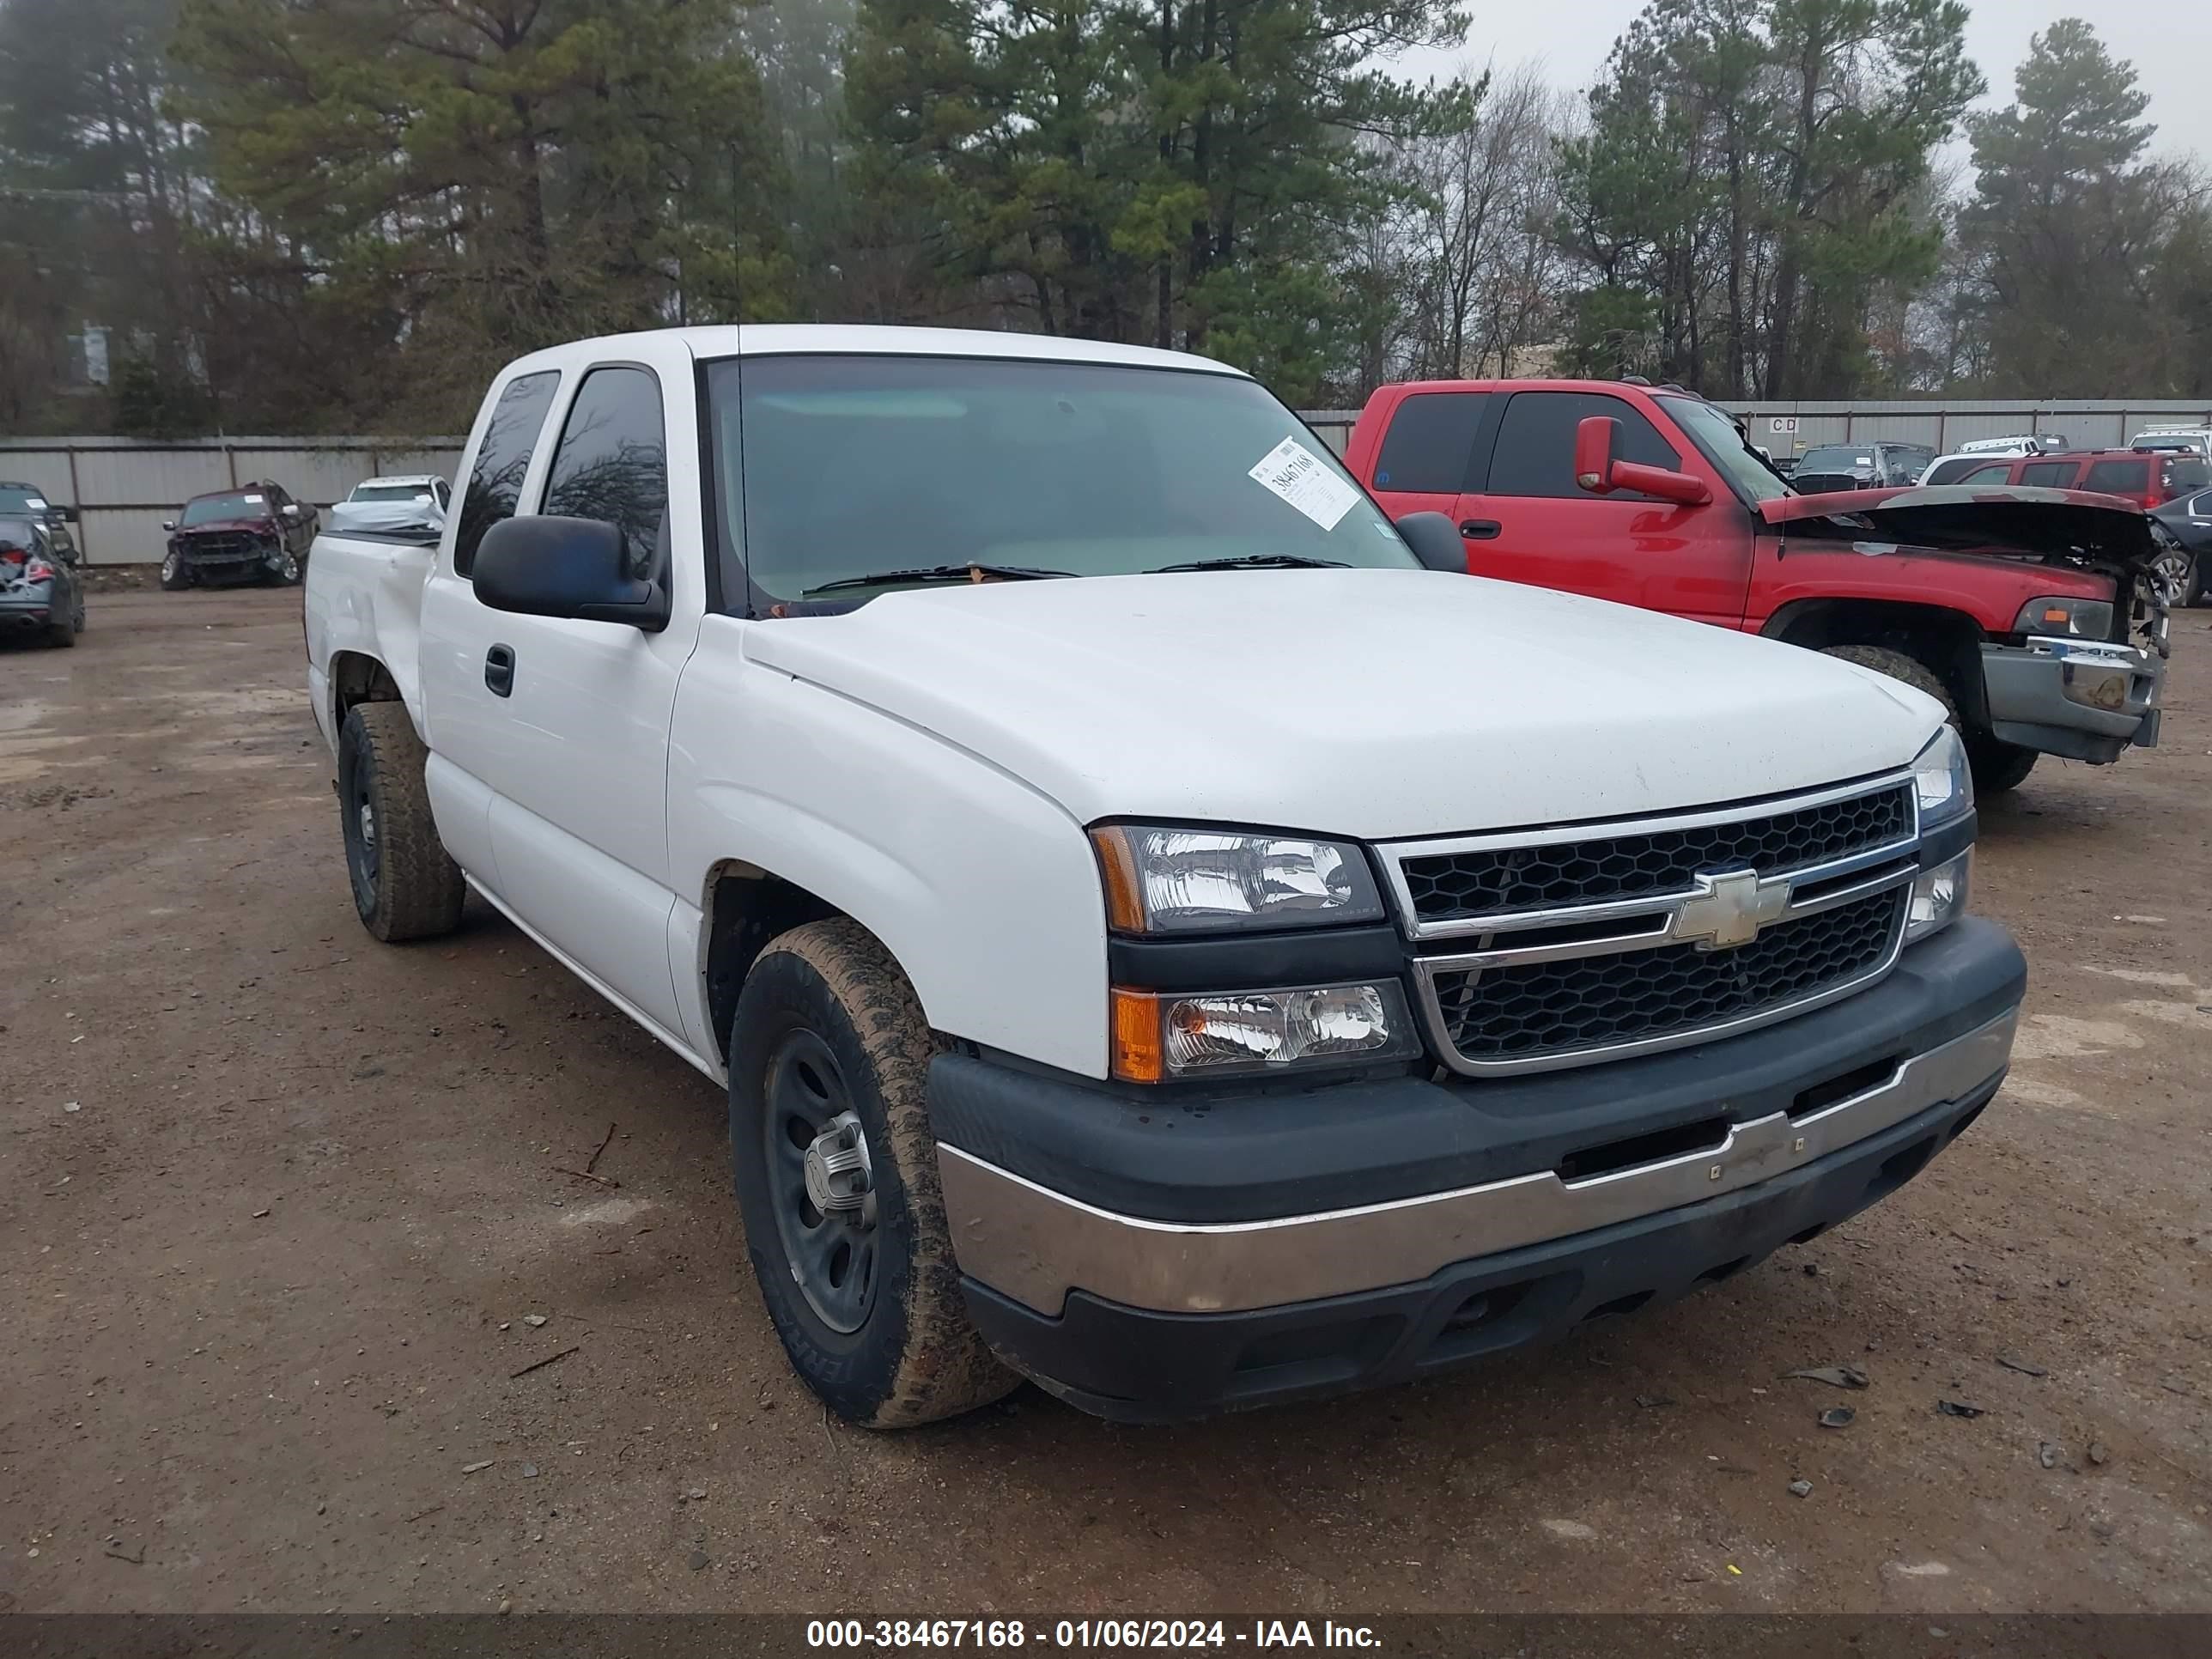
xmin=1905 ymin=849 xmax=1972 ymax=944
xmin=1109 ymin=981 xmax=1419 ymax=1082
xmin=2015 ymin=595 xmax=2113 ymax=639
xmin=1091 ymin=825 xmax=1385 ymax=933
xmin=1911 ymin=726 xmax=1972 ymax=827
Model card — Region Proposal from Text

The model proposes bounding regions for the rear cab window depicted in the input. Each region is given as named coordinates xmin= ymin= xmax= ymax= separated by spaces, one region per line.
xmin=1485 ymin=391 xmax=1681 ymax=501
xmin=1372 ymin=392 xmax=1488 ymax=495
xmin=454 ymin=370 xmax=561 ymax=576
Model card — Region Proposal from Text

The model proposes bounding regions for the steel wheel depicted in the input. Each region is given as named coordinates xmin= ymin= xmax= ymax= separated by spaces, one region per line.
xmin=341 ymin=760 xmax=380 ymax=917
xmin=763 ymin=1029 xmax=878 ymax=1334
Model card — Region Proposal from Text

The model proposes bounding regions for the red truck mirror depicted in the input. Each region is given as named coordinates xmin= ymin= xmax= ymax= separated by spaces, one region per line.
xmin=1575 ymin=415 xmax=1714 ymax=508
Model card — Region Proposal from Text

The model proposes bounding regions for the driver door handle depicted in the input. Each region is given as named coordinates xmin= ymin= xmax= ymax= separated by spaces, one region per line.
xmin=484 ymin=643 xmax=515 ymax=698
xmin=1460 ymin=520 xmax=1503 ymax=540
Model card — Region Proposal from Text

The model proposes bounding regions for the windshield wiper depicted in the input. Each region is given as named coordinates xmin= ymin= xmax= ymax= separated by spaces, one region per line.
xmin=1148 ymin=554 xmax=1350 ymax=573
xmin=805 ymin=562 xmax=1074 ymax=596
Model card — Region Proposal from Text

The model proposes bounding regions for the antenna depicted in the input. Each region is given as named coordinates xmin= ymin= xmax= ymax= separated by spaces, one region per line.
xmin=728 ymin=137 xmax=756 ymax=619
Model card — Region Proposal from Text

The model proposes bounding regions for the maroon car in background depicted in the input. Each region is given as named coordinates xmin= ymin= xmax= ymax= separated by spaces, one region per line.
xmin=161 ymin=481 xmax=318 ymax=590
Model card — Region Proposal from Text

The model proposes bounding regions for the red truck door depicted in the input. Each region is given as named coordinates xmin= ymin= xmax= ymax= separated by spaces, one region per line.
xmin=1360 ymin=386 xmax=1494 ymax=537
xmin=1457 ymin=389 xmax=1753 ymax=627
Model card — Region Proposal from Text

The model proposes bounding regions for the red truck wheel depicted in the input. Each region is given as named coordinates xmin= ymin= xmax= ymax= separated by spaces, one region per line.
xmin=1820 ymin=644 xmax=2037 ymax=796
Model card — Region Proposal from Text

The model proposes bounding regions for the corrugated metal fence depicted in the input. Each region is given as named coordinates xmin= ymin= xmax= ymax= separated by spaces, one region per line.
xmin=13 ymin=398 xmax=2212 ymax=562
xmin=0 ymin=435 xmax=465 ymax=565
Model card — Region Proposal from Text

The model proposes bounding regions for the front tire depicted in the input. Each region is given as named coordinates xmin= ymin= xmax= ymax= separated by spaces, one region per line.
xmin=729 ymin=919 xmax=1017 ymax=1429
xmin=159 ymin=551 xmax=191 ymax=591
xmin=1820 ymin=642 xmax=2037 ymax=796
xmin=336 ymin=702 xmax=465 ymax=942
xmin=266 ymin=547 xmax=303 ymax=586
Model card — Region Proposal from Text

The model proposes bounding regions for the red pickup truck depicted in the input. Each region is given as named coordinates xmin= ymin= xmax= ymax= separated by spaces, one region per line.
xmin=1346 ymin=380 xmax=2172 ymax=793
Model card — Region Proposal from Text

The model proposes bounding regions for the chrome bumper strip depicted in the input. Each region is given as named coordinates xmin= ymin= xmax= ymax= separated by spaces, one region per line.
xmin=938 ymin=1006 xmax=2017 ymax=1317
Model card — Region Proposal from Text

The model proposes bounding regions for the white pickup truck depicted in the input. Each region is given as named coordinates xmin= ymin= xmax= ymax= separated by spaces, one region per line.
xmin=304 ymin=325 xmax=2026 ymax=1426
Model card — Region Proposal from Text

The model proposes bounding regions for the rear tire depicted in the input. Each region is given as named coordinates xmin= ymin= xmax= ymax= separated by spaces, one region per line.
xmin=159 ymin=551 xmax=191 ymax=591
xmin=336 ymin=702 xmax=465 ymax=942
xmin=46 ymin=612 xmax=75 ymax=647
xmin=728 ymin=918 xmax=1017 ymax=1429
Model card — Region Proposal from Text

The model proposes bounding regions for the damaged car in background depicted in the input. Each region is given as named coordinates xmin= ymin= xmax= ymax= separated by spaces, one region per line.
xmin=334 ymin=474 xmax=450 ymax=536
xmin=1759 ymin=485 xmax=2175 ymax=775
xmin=161 ymin=481 xmax=319 ymax=590
xmin=0 ymin=514 xmax=84 ymax=647
xmin=1345 ymin=379 xmax=2174 ymax=795
xmin=0 ymin=480 xmax=81 ymax=560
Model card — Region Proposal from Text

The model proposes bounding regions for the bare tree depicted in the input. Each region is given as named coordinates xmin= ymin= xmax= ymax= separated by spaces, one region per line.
xmin=1392 ymin=59 xmax=1569 ymax=381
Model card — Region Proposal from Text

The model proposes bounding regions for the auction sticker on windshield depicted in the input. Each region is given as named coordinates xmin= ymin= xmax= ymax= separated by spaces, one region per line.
xmin=1249 ymin=436 xmax=1360 ymax=531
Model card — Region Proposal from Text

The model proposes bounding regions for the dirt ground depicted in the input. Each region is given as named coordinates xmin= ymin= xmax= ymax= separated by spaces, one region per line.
xmin=2 ymin=586 xmax=2206 ymax=1618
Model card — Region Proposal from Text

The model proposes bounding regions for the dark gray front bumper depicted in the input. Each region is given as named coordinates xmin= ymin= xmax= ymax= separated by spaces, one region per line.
xmin=932 ymin=917 xmax=2023 ymax=1307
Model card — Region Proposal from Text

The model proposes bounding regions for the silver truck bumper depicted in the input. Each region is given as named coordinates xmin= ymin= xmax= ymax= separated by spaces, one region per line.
xmin=939 ymin=1007 xmax=2017 ymax=1318
xmin=1981 ymin=638 xmax=2163 ymax=763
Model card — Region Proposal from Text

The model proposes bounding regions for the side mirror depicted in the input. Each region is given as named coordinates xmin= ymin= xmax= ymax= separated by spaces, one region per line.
xmin=56 ymin=505 xmax=78 ymax=523
xmin=474 ymin=514 xmax=669 ymax=632
xmin=281 ymin=503 xmax=301 ymax=519
xmin=1574 ymin=415 xmax=1713 ymax=507
xmin=161 ymin=520 xmax=176 ymax=532
xmin=1395 ymin=510 xmax=1468 ymax=574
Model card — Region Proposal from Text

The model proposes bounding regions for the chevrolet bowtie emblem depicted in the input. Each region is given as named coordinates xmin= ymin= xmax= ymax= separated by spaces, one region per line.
xmin=1674 ymin=867 xmax=1790 ymax=950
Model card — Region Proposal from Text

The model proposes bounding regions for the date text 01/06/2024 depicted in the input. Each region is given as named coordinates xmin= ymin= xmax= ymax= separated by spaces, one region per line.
xmin=805 ymin=1620 xmax=1382 ymax=1650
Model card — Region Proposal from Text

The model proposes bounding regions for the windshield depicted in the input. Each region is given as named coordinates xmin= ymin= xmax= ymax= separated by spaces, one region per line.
xmin=181 ymin=491 xmax=267 ymax=526
xmin=350 ymin=481 xmax=435 ymax=503
xmin=1796 ymin=446 xmax=1871 ymax=472
xmin=706 ymin=355 xmax=1415 ymax=609
xmin=1662 ymin=396 xmax=1793 ymax=503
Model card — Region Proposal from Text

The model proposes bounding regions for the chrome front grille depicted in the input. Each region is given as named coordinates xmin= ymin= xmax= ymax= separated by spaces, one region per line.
xmin=1400 ymin=782 xmax=1913 ymax=925
xmin=1389 ymin=773 xmax=1922 ymax=1076
xmin=1430 ymin=887 xmax=1906 ymax=1066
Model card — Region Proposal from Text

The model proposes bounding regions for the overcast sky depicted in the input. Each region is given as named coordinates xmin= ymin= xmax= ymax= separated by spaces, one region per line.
xmin=1393 ymin=2 xmax=2212 ymax=166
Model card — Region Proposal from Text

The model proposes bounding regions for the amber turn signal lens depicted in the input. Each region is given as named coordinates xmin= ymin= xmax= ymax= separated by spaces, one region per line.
xmin=1109 ymin=988 xmax=1164 ymax=1084
xmin=1090 ymin=826 xmax=1146 ymax=933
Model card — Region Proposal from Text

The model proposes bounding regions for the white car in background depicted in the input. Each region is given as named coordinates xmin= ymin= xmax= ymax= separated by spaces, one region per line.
xmin=329 ymin=475 xmax=452 ymax=537
xmin=1917 ymin=434 xmax=2069 ymax=485
xmin=2127 ymin=426 xmax=2212 ymax=459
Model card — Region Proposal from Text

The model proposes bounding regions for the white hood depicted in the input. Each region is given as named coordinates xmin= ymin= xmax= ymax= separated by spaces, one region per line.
xmin=742 ymin=568 xmax=1942 ymax=841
